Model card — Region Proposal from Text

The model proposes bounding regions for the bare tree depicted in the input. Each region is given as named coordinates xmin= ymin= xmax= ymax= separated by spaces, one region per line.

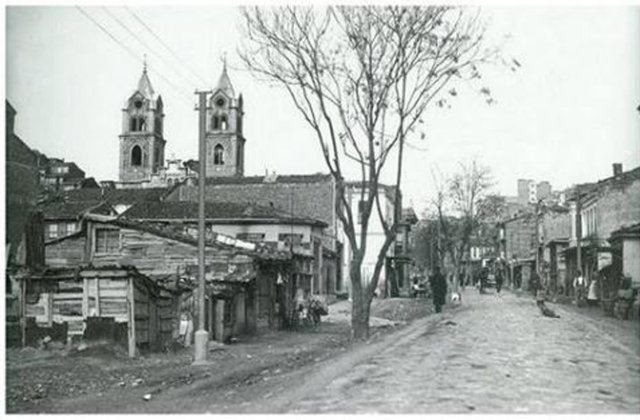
xmin=240 ymin=6 xmax=502 ymax=339
xmin=428 ymin=160 xmax=495 ymax=290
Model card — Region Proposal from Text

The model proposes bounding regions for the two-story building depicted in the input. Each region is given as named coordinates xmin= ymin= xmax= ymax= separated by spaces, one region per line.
xmin=563 ymin=164 xmax=640 ymax=297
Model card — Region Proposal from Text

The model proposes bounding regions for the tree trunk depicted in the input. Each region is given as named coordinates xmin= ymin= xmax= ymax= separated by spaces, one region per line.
xmin=349 ymin=262 xmax=371 ymax=340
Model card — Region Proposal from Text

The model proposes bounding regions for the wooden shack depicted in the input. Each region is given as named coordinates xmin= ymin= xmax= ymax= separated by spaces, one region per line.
xmin=18 ymin=265 xmax=173 ymax=357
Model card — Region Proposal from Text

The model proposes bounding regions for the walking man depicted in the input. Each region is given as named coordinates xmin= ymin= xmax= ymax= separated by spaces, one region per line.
xmin=496 ymin=266 xmax=504 ymax=294
xmin=429 ymin=266 xmax=447 ymax=313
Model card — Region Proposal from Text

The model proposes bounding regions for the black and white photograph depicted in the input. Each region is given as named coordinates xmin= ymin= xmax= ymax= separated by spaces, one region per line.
xmin=3 ymin=2 xmax=640 ymax=415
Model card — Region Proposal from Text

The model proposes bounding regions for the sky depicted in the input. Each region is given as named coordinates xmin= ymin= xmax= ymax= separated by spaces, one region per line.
xmin=5 ymin=5 xmax=640 ymax=216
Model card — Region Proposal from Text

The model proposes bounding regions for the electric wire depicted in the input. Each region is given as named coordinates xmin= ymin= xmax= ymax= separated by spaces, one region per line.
xmin=101 ymin=7 xmax=202 ymax=91
xmin=124 ymin=6 xmax=210 ymax=87
xmin=75 ymin=6 xmax=195 ymax=106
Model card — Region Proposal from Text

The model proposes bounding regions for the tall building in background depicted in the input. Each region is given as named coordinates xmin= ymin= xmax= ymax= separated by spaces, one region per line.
xmin=118 ymin=64 xmax=166 ymax=183
xmin=205 ymin=63 xmax=246 ymax=178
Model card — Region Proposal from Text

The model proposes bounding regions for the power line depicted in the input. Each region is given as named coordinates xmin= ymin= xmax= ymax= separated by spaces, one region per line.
xmin=124 ymin=6 xmax=210 ymax=87
xmin=75 ymin=6 xmax=194 ymax=106
xmin=101 ymin=7 xmax=201 ymax=91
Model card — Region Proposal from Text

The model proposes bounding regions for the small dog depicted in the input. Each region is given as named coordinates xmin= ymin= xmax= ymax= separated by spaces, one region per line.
xmin=450 ymin=292 xmax=461 ymax=304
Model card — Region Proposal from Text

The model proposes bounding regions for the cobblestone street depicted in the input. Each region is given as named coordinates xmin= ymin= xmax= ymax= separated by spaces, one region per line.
xmin=288 ymin=290 xmax=640 ymax=414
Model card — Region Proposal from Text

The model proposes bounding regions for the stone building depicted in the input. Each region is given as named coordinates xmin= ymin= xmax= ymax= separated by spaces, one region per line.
xmin=204 ymin=62 xmax=245 ymax=178
xmin=118 ymin=63 xmax=166 ymax=184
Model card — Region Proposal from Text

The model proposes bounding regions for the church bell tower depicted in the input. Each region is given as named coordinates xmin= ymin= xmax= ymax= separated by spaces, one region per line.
xmin=205 ymin=62 xmax=245 ymax=177
xmin=119 ymin=63 xmax=166 ymax=183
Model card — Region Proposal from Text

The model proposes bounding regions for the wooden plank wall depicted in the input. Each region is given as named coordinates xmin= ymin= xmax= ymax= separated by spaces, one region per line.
xmin=90 ymin=225 xmax=255 ymax=280
xmin=25 ymin=277 xmax=131 ymax=341
xmin=45 ymin=235 xmax=87 ymax=268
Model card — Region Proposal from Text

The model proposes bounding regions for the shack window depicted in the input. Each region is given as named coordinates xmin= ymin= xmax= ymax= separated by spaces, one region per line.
xmin=47 ymin=224 xmax=58 ymax=239
xmin=95 ymin=229 xmax=120 ymax=254
xmin=278 ymin=233 xmax=304 ymax=247
xmin=236 ymin=232 xmax=265 ymax=243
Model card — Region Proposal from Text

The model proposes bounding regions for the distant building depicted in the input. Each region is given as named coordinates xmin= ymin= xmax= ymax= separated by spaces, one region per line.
xmin=167 ymin=173 xmax=341 ymax=296
xmin=38 ymin=156 xmax=89 ymax=192
xmin=564 ymin=164 xmax=640 ymax=292
xmin=5 ymin=100 xmax=39 ymax=266
xmin=517 ymin=178 xmax=554 ymax=205
xmin=119 ymin=63 xmax=166 ymax=183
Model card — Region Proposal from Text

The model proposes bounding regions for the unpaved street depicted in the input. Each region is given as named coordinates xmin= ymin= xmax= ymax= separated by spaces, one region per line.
xmin=157 ymin=289 xmax=640 ymax=414
xmin=288 ymin=290 xmax=640 ymax=414
xmin=7 ymin=291 xmax=639 ymax=414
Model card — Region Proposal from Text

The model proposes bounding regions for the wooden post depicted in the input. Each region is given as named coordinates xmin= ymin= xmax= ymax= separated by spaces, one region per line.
xmin=233 ymin=292 xmax=246 ymax=335
xmin=214 ymin=299 xmax=225 ymax=342
xmin=21 ymin=278 xmax=27 ymax=348
xmin=246 ymin=287 xmax=257 ymax=334
xmin=95 ymin=278 xmax=101 ymax=316
xmin=208 ymin=296 xmax=214 ymax=339
xmin=127 ymin=278 xmax=137 ymax=358
xmin=82 ymin=278 xmax=89 ymax=318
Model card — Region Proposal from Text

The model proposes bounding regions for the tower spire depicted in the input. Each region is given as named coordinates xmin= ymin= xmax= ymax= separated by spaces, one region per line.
xmin=143 ymin=53 xmax=148 ymax=73
xmin=215 ymin=52 xmax=234 ymax=97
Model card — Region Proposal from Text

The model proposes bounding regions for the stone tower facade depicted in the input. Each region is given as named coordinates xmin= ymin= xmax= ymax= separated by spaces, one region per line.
xmin=119 ymin=65 xmax=166 ymax=183
xmin=205 ymin=64 xmax=245 ymax=177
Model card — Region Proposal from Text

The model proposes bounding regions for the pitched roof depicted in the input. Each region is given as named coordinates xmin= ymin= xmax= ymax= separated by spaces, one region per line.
xmin=84 ymin=213 xmax=296 ymax=261
xmin=214 ymin=64 xmax=234 ymax=98
xmin=137 ymin=67 xmax=156 ymax=100
xmin=63 ymin=187 xmax=172 ymax=204
xmin=120 ymin=201 xmax=327 ymax=227
xmin=203 ymin=173 xmax=333 ymax=186
xmin=609 ymin=223 xmax=640 ymax=240
xmin=42 ymin=200 xmax=114 ymax=220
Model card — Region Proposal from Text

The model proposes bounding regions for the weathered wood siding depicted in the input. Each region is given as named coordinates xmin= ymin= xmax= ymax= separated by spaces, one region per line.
xmin=45 ymin=235 xmax=86 ymax=268
xmin=89 ymin=223 xmax=254 ymax=278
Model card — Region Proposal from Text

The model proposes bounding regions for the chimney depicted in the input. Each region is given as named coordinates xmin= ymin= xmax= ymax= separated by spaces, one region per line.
xmin=613 ymin=163 xmax=623 ymax=177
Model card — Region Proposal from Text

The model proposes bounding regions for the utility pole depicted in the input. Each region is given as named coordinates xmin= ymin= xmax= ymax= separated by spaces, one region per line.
xmin=193 ymin=89 xmax=211 ymax=365
xmin=576 ymin=188 xmax=582 ymax=277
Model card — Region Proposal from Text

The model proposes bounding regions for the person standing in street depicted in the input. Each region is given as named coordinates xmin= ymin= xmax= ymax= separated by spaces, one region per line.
xmin=429 ymin=266 xmax=447 ymax=313
xmin=495 ymin=266 xmax=504 ymax=294
xmin=573 ymin=270 xmax=586 ymax=306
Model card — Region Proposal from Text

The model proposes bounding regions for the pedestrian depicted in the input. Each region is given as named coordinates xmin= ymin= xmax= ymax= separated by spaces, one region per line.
xmin=495 ymin=267 xmax=504 ymax=294
xmin=429 ymin=265 xmax=447 ymax=313
xmin=573 ymin=270 xmax=586 ymax=306
xmin=587 ymin=273 xmax=600 ymax=306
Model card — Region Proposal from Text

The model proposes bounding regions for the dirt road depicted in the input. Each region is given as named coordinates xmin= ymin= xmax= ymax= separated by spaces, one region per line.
xmin=8 ymin=291 xmax=638 ymax=414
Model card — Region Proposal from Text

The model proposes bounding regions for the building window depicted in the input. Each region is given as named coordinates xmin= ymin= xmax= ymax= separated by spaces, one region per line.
xmin=220 ymin=115 xmax=228 ymax=130
xmin=130 ymin=116 xmax=146 ymax=132
xmin=95 ymin=229 xmax=120 ymax=254
xmin=236 ymin=232 xmax=265 ymax=242
xmin=154 ymin=117 xmax=162 ymax=135
xmin=47 ymin=224 xmax=58 ymax=239
xmin=58 ymin=222 xmax=76 ymax=237
xmin=212 ymin=115 xmax=220 ymax=130
xmin=214 ymin=144 xmax=224 ymax=165
xmin=131 ymin=146 xmax=142 ymax=166
xmin=279 ymin=233 xmax=304 ymax=247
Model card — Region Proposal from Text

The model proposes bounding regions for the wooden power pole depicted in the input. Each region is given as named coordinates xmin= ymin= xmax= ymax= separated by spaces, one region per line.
xmin=193 ymin=89 xmax=211 ymax=365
